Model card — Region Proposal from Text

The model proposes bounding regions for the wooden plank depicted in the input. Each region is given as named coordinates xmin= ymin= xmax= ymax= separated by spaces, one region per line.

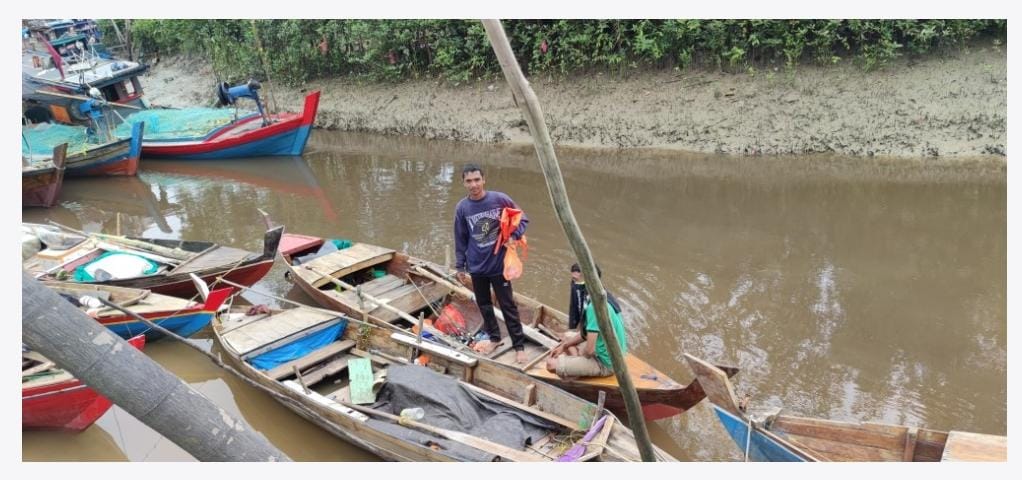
xmin=222 ymin=308 xmax=339 ymax=356
xmin=903 ymin=427 xmax=918 ymax=462
xmin=523 ymin=383 xmax=536 ymax=406
xmin=304 ymin=244 xmax=395 ymax=288
xmin=941 ymin=431 xmax=1007 ymax=462
xmin=773 ymin=417 xmax=906 ymax=452
xmin=265 ymin=340 xmax=355 ymax=380
xmin=22 ymin=361 xmax=56 ymax=376
xmin=301 ymin=356 xmax=352 ymax=386
xmin=683 ymin=353 xmax=742 ymax=415
xmin=390 ymin=332 xmax=477 ymax=367
xmin=459 ymin=380 xmax=577 ymax=431
xmin=239 ymin=320 xmax=342 ymax=360
xmin=171 ymin=246 xmax=252 ymax=274
xmin=372 ymin=281 xmax=449 ymax=324
xmin=784 ymin=432 xmax=901 ymax=461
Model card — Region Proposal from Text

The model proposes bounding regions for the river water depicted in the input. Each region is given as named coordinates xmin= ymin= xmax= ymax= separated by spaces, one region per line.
xmin=23 ymin=131 xmax=1006 ymax=461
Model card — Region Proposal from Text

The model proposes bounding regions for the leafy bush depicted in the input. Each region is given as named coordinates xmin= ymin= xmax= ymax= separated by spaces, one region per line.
xmin=106 ymin=19 xmax=1006 ymax=85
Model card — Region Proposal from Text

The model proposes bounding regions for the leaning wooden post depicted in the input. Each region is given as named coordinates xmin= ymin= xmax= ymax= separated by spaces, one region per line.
xmin=481 ymin=19 xmax=656 ymax=461
xmin=21 ymin=273 xmax=290 ymax=462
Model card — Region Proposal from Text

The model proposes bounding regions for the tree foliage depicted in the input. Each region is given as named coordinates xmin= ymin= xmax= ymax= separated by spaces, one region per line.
xmin=114 ymin=19 xmax=1007 ymax=85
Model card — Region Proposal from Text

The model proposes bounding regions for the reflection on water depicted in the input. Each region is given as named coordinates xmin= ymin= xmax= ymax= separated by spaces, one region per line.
xmin=22 ymin=131 xmax=1006 ymax=461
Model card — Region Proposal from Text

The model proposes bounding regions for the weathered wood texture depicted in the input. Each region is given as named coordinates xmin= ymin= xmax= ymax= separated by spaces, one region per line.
xmin=21 ymin=273 xmax=289 ymax=461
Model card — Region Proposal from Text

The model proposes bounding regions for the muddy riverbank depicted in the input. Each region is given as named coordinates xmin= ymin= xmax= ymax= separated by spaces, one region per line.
xmin=144 ymin=45 xmax=1006 ymax=158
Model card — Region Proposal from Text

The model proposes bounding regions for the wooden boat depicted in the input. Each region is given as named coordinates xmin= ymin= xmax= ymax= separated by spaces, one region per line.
xmin=684 ymin=354 xmax=1008 ymax=462
xmin=22 ymin=24 xmax=150 ymax=125
xmin=23 ymin=224 xmax=283 ymax=298
xmin=278 ymin=233 xmax=738 ymax=421
xmin=22 ymin=334 xmax=145 ymax=432
xmin=23 ymin=121 xmax=144 ymax=177
xmin=134 ymin=91 xmax=320 ymax=160
xmin=212 ymin=301 xmax=677 ymax=462
xmin=64 ymin=122 xmax=143 ymax=177
xmin=43 ymin=281 xmax=232 ymax=340
xmin=22 ymin=143 xmax=67 ymax=208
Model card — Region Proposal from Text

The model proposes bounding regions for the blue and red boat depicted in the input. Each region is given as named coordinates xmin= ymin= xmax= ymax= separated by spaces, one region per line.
xmin=64 ymin=121 xmax=144 ymax=177
xmin=43 ymin=281 xmax=232 ymax=340
xmin=135 ymin=89 xmax=320 ymax=160
xmin=23 ymin=120 xmax=144 ymax=177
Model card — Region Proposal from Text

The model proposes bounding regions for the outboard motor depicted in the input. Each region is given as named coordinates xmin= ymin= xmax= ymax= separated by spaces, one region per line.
xmin=216 ymin=79 xmax=268 ymax=126
xmin=78 ymin=98 xmax=110 ymax=140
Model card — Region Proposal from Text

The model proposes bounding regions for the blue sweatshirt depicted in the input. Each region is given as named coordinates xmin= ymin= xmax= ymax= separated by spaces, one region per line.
xmin=454 ymin=191 xmax=528 ymax=276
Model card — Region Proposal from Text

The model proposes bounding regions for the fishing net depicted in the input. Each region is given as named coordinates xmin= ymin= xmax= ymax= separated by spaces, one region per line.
xmin=113 ymin=107 xmax=254 ymax=140
xmin=21 ymin=123 xmax=101 ymax=161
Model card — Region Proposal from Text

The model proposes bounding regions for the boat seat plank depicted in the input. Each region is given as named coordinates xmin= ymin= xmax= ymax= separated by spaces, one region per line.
xmin=336 ymin=274 xmax=405 ymax=303
xmin=171 ymin=246 xmax=254 ymax=275
xmin=301 ymin=354 xmax=354 ymax=386
xmin=266 ymin=340 xmax=356 ymax=380
xmin=221 ymin=308 xmax=340 ymax=356
xmin=390 ymin=332 xmax=477 ymax=367
xmin=371 ymin=282 xmax=449 ymax=324
xmin=301 ymin=243 xmax=395 ymax=288
xmin=941 ymin=431 xmax=1008 ymax=462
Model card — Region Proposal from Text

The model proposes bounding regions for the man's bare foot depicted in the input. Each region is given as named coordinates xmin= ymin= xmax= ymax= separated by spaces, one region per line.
xmin=472 ymin=340 xmax=497 ymax=354
xmin=515 ymin=350 xmax=528 ymax=365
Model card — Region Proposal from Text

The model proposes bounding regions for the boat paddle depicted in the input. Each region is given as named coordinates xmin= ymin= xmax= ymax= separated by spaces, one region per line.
xmin=556 ymin=414 xmax=607 ymax=461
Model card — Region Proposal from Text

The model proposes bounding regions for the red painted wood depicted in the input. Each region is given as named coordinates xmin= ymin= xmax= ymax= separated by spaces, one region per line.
xmin=22 ymin=335 xmax=145 ymax=432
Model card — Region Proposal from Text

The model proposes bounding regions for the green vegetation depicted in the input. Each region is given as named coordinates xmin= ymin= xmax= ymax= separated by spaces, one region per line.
xmin=109 ymin=20 xmax=1006 ymax=85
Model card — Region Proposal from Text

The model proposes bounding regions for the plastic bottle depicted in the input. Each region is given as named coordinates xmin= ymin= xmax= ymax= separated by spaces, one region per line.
xmin=399 ymin=407 xmax=425 ymax=422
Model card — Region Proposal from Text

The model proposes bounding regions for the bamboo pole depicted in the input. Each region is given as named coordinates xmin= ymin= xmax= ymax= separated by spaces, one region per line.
xmin=481 ymin=19 xmax=656 ymax=462
xmin=21 ymin=273 xmax=289 ymax=461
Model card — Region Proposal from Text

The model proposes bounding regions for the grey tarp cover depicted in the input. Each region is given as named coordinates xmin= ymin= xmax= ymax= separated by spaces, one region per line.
xmin=369 ymin=365 xmax=556 ymax=461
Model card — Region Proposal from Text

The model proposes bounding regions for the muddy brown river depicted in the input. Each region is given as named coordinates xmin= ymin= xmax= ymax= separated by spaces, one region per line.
xmin=22 ymin=131 xmax=1006 ymax=461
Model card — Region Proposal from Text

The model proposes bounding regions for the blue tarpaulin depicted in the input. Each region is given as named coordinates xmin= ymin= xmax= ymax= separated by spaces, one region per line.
xmin=248 ymin=321 xmax=348 ymax=371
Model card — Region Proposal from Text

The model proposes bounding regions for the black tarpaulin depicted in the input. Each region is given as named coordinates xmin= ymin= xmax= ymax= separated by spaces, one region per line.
xmin=370 ymin=365 xmax=556 ymax=461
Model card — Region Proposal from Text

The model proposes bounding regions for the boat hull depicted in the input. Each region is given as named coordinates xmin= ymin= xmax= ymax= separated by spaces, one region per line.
xmin=142 ymin=91 xmax=320 ymax=160
xmin=22 ymin=166 xmax=64 ymax=208
xmin=64 ymin=122 xmax=144 ymax=177
xmin=22 ymin=335 xmax=145 ymax=432
xmin=96 ymin=288 xmax=231 ymax=340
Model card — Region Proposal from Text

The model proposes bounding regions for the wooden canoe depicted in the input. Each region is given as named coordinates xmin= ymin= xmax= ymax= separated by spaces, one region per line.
xmin=43 ymin=281 xmax=231 ymax=340
xmin=212 ymin=301 xmax=677 ymax=462
xmin=22 ymin=143 xmax=67 ymax=208
xmin=22 ymin=334 xmax=145 ymax=432
xmin=278 ymin=232 xmax=737 ymax=421
xmin=23 ymin=225 xmax=283 ymax=298
xmin=684 ymin=354 xmax=1007 ymax=462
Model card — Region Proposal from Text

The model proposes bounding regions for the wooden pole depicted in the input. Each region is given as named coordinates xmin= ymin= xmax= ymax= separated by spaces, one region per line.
xmin=480 ymin=19 xmax=657 ymax=462
xmin=21 ymin=273 xmax=289 ymax=461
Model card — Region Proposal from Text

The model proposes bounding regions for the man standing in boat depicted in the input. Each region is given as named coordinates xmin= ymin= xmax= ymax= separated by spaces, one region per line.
xmin=454 ymin=164 xmax=529 ymax=364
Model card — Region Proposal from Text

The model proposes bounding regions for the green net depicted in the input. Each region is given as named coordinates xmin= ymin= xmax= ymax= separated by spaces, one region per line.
xmin=113 ymin=107 xmax=254 ymax=140
xmin=22 ymin=123 xmax=102 ymax=161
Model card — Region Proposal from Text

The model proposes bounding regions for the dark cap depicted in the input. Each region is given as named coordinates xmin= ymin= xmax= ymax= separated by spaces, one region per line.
xmin=570 ymin=263 xmax=602 ymax=277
